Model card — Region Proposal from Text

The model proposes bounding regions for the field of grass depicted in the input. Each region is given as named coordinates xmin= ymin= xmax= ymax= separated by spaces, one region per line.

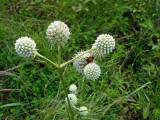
xmin=0 ymin=0 xmax=160 ymax=120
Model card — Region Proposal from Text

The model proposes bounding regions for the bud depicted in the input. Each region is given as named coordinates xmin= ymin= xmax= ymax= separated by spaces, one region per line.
xmin=79 ymin=106 xmax=88 ymax=116
xmin=65 ymin=94 xmax=77 ymax=106
xmin=69 ymin=84 xmax=77 ymax=92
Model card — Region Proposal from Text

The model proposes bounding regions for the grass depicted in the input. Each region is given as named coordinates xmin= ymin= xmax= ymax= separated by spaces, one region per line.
xmin=0 ymin=0 xmax=160 ymax=119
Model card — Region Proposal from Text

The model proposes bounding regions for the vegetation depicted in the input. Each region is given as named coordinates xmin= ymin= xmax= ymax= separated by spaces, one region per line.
xmin=0 ymin=0 xmax=159 ymax=119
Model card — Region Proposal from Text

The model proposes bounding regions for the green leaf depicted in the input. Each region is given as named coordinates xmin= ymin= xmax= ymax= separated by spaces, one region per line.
xmin=0 ymin=103 xmax=24 ymax=109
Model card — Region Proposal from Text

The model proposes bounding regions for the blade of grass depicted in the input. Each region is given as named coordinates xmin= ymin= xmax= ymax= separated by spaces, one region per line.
xmin=0 ymin=103 xmax=24 ymax=109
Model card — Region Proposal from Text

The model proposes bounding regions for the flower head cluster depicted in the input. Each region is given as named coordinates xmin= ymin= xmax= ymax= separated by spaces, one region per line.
xmin=65 ymin=94 xmax=77 ymax=106
xmin=73 ymin=50 xmax=92 ymax=73
xmin=66 ymin=85 xmax=89 ymax=116
xmin=69 ymin=84 xmax=77 ymax=92
xmin=93 ymin=34 xmax=115 ymax=57
xmin=15 ymin=36 xmax=36 ymax=58
xmin=84 ymin=63 xmax=101 ymax=80
xmin=79 ymin=106 xmax=88 ymax=116
xmin=46 ymin=21 xmax=70 ymax=46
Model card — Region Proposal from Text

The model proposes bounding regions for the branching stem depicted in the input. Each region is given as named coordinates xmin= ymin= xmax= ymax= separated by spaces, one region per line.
xmin=35 ymin=51 xmax=58 ymax=68
xmin=60 ymin=48 xmax=96 ymax=68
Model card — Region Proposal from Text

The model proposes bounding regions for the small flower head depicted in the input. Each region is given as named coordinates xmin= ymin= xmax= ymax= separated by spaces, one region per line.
xmin=65 ymin=94 xmax=77 ymax=106
xmin=15 ymin=36 xmax=36 ymax=58
xmin=73 ymin=50 xmax=94 ymax=73
xmin=79 ymin=106 xmax=88 ymax=116
xmin=93 ymin=34 xmax=115 ymax=57
xmin=46 ymin=21 xmax=70 ymax=46
xmin=84 ymin=63 xmax=101 ymax=80
xmin=69 ymin=84 xmax=77 ymax=92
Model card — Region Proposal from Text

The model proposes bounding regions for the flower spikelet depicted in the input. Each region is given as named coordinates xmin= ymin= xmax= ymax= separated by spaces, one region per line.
xmin=93 ymin=34 xmax=115 ymax=57
xmin=73 ymin=50 xmax=92 ymax=73
xmin=79 ymin=106 xmax=88 ymax=116
xmin=14 ymin=36 xmax=36 ymax=58
xmin=84 ymin=63 xmax=101 ymax=80
xmin=69 ymin=84 xmax=77 ymax=92
xmin=46 ymin=21 xmax=70 ymax=46
xmin=65 ymin=94 xmax=77 ymax=106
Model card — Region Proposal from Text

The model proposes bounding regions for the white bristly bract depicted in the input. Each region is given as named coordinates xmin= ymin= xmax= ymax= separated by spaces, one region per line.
xmin=46 ymin=21 xmax=70 ymax=46
xmin=79 ymin=106 xmax=88 ymax=116
xmin=14 ymin=36 xmax=36 ymax=58
xmin=92 ymin=34 xmax=115 ymax=57
xmin=65 ymin=94 xmax=77 ymax=106
xmin=84 ymin=63 xmax=101 ymax=80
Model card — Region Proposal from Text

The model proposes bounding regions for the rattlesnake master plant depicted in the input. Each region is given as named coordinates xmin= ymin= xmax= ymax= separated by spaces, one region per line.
xmin=84 ymin=63 xmax=101 ymax=80
xmin=46 ymin=21 xmax=70 ymax=46
xmin=13 ymin=20 xmax=151 ymax=120
xmin=14 ymin=20 xmax=116 ymax=119
xmin=15 ymin=36 xmax=36 ymax=58
xmin=92 ymin=34 xmax=115 ymax=57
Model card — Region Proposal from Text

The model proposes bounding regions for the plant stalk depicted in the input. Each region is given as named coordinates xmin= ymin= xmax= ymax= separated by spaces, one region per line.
xmin=82 ymin=76 xmax=85 ymax=100
xmin=57 ymin=45 xmax=74 ymax=120
xmin=35 ymin=51 xmax=58 ymax=68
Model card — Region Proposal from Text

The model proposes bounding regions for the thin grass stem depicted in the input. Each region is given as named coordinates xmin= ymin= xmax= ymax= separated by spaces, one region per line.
xmin=99 ymin=81 xmax=151 ymax=119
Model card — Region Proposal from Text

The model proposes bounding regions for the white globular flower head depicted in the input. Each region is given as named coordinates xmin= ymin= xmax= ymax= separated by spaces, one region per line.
xmin=65 ymin=94 xmax=77 ymax=106
xmin=84 ymin=63 xmax=101 ymax=80
xmin=79 ymin=106 xmax=88 ymax=116
xmin=46 ymin=21 xmax=70 ymax=46
xmin=73 ymin=50 xmax=93 ymax=73
xmin=14 ymin=36 xmax=36 ymax=58
xmin=69 ymin=84 xmax=77 ymax=92
xmin=93 ymin=34 xmax=115 ymax=57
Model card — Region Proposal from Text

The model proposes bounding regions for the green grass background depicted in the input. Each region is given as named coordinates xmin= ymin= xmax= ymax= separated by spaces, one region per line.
xmin=0 ymin=0 xmax=160 ymax=119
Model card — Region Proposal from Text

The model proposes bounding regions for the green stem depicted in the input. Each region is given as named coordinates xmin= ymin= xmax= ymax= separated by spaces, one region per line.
xmin=60 ymin=48 xmax=96 ymax=68
xmin=72 ymin=105 xmax=79 ymax=111
xmin=35 ymin=51 xmax=58 ymax=68
xmin=58 ymin=45 xmax=61 ymax=67
xmin=82 ymin=76 xmax=85 ymax=100
xmin=66 ymin=109 xmax=71 ymax=120
xmin=59 ymin=69 xmax=74 ymax=119
xmin=58 ymin=45 xmax=74 ymax=120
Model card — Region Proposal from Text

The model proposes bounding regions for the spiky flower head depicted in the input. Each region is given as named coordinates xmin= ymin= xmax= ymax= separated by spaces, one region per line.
xmin=46 ymin=21 xmax=70 ymax=46
xmin=73 ymin=50 xmax=93 ymax=73
xmin=69 ymin=84 xmax=77 ymax=92
xmin=93 ymin=34 xmax=115 ymax=57
xmin=84 ymin=63 xmax=101 ymax=80
xmin=14 ymin=36 xmax=36 ymax=58
xmin=79 ymin=106 xmax=88 ymax=116
xmin=65 ymin=94 xmax=77 ymax=106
